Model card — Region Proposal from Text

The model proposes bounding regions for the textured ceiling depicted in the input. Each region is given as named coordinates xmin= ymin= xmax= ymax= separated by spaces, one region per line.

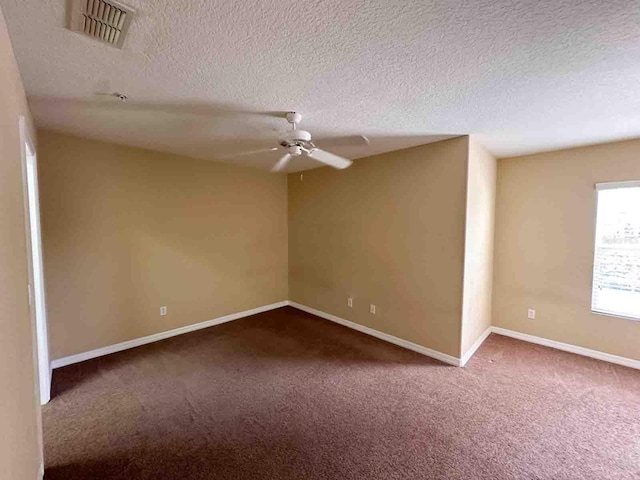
xmin=2 ymin=0 xmax=640 ymax=172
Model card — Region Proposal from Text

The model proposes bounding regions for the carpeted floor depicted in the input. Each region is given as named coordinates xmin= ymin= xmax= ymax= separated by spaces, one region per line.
xmin=44 ymin=306 xmax=640 ymax=480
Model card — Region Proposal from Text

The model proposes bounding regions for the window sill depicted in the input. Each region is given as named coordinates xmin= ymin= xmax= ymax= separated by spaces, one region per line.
xmin=592 ymin=309 xmax=640 ymax=322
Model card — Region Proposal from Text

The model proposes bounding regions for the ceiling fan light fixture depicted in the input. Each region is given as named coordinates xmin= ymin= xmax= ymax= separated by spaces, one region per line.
xmin=288 ymin=145 xmax=303 ymax=156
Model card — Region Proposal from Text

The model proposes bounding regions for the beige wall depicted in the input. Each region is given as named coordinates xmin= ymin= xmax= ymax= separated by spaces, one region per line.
xmin=460 ymin=137 xmax=496 ymax=356
xmin=0 ymin=7 xmax=42 ymax=480
xmin=38 ymin=131 xmax=288 ymax=360
xmin=288 ymin=137 xmax=469 ymax=358
xmin=493 ymin=139 xmax=640 ymax=361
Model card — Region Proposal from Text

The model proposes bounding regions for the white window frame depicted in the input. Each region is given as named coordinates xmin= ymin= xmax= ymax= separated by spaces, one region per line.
xmin=591 ymin=180 xmax=640 ymax=321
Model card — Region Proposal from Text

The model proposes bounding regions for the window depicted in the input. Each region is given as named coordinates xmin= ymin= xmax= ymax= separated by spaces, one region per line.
xmin=592 ymin=181 xmax=640 ymax=320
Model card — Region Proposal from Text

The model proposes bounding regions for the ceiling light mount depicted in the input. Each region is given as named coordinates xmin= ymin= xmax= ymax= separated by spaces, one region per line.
xmin=285 ymin=112 xmax=302 ymax=126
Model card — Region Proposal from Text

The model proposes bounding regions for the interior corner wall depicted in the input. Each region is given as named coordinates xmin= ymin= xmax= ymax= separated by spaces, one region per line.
xmin=288 ymin=137 xmax=469 ymax=358
xmin=493 ymin=139 xmax=640 ymax=361
xmin=0 ymin=6 xmax=43 ymax=480
xmin=37 ymin=131 xmax=289 ymax=360
xmin=460 ymin=137 xmax=497 ymax=356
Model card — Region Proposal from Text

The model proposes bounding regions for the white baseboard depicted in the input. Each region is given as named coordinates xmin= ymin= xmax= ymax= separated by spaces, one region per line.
xmin=39 ymin=462 xmax=44 ymax=480
xmin=53 ymin=302 xmax=635 ymax=373
xmin=460 ymin=326 xmax=492 ymax=367
xmin=50 ymin=301 xmax=289 ymax=369
xmin=491 ymin=327 xmax=640 ymax=371
xmin=289 ymin=302 xmax=462 ymax=366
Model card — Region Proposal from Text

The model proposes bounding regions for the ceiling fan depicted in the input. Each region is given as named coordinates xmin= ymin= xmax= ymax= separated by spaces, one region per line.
xmin=225 ymin=112 xmax=369 ymax=172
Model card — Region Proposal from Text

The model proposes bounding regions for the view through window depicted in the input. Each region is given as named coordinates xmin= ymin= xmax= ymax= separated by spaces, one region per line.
xmin=592 ymin=182 xmax=640 ymax=320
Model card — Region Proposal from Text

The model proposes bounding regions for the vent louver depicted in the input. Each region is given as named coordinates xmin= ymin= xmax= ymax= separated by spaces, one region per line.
xmin=69 ymin=0 xmax=134 ymax=48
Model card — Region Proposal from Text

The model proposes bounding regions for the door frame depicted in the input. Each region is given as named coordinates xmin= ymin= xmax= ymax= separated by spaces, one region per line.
xmin=19 ymin=116 xmax=51 ymax=405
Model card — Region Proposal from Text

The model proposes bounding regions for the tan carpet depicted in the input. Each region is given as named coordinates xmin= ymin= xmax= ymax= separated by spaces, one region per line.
xmin=44 ymin=306 xmax=640 ymax=479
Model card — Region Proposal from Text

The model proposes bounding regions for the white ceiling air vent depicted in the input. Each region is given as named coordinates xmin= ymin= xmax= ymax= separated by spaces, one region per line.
xmin=69 ymin=0 xmax=135 ymax=48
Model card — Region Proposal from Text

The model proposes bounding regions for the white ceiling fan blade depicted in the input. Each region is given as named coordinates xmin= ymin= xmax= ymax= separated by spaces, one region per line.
xmin=320 ymin=135 xmax=370 ymax=148
xmin=307 ymin=148 xmax=352 ymax=169
xmin=271 ymin=153 xmax=292 ymax=172
xmin=220 ymin=147 xmax=278 ymax=159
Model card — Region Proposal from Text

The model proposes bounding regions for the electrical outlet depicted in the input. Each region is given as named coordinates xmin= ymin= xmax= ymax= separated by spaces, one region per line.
xmin=347 ymin=297 xmax=353 ymax=308
xmin=527 ymin=308 xmax=535 ymax=320
xmin=160 ymin=306 xmax=167 ymax=316
xmin=369 ymin=304 xmax=376 ymax=314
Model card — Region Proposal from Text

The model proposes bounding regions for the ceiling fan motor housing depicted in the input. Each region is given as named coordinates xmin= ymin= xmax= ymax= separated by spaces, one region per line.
xmin=279 ymin=129 xmax=312 ymax=152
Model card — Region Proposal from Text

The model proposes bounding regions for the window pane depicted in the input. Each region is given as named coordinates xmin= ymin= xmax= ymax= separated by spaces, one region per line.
xmin=592 ymin=186 xmax=640 ymax=320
